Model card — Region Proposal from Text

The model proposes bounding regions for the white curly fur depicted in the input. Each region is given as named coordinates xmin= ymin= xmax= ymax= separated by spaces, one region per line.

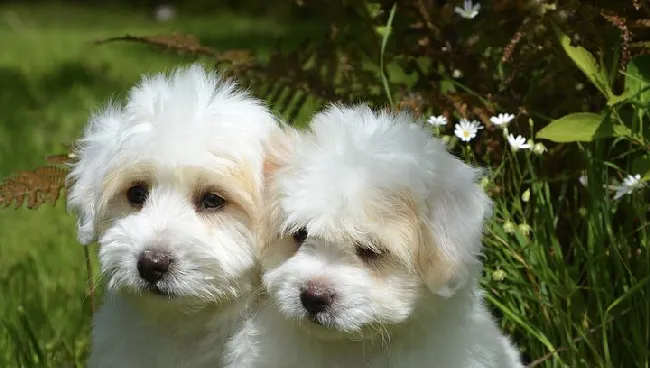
xmin=67 ymin=64 xmax=279 ymax=367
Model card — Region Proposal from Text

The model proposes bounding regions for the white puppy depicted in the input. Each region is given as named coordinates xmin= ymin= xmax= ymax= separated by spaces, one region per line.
xmin=225 ymin=105 xmax=524 ymax=367
xmin=67 ymin=64 xmax=279 ymax=367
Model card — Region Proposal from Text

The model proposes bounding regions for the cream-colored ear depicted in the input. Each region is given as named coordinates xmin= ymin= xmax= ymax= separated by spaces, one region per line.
xmin=262 ymin=124 xmax=299 ymax=180
xmin=66 ymin=173 xmax=98 ymax=246
xmin=65 ymin=106 xmax=124 ymax=246
xmin=418 ymin=166 xmax=492 ymax=297
xmin=258 ymin=124 xmax=300 ymax=256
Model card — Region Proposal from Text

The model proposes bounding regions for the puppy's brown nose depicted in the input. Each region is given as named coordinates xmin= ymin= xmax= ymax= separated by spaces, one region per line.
xmin=300 ymin=281 xmax=335 ymax=315
xmin=137 ymin=249 xmax=173 ymax=283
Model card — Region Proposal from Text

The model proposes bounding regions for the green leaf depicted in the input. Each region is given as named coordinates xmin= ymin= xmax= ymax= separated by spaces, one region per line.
xmin=607 ymin=91 xmax=632 ymax=106
xmin=379 ymin=3 xmax=397 ymax=107
xmin=623 ymin=55 xmax=650 ymax=104
xmin=386 ymin=61 xmax=418 ymax=89
xmin=552 ymin=25 xmax=612 ymax=99
xmin=536 ymin=112 xmax=631 ymax=142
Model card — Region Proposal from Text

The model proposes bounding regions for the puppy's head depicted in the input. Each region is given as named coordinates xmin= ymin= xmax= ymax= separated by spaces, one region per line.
xmin=67 ymin=65 xmax=277 ymax=307
xmin=261 ymin=105 xmax=491 ymax=338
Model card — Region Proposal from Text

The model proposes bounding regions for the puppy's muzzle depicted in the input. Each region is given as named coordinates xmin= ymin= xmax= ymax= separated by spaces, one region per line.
xmin=300 ymin=280 xmax=336 ymax=316
xmin=137 ymin=249 xmax=174 ymax=284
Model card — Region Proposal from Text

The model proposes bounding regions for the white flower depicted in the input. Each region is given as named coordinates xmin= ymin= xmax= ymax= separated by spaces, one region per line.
xmin=455 ymin=0 xmax=481 ymax=19
xmin=613 ymin=174 xmax=644 ymax=200
xmin=454 ymin=119 xmax=482 ymax=142
xmin=490 ymin=113 xmax=515 ymax=127
xmin=452 ymin=69 xmax=463 ymax=79
xmin=503 ymin=221 xmax=516 ymax=234
xmin=427 ymin=115 xmax=447 ymax=127
xmin=507 ymin=134 xmax=531 ymax=151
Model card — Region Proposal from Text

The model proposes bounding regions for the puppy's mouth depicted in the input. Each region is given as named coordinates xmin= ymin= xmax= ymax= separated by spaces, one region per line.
xmin=145 ymin=284 xmax=172 ymax=296
xmin=139 ymin=281 xmax=178 ymax=298
xmin=307 ymin=314 xmax=325 ymax=325
xmin=304 ymin=312 xmax=336 ymax=329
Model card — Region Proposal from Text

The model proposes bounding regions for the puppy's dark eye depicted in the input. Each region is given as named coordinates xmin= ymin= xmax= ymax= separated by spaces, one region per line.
xmin=292 ymin=227 xmax=308 ymax=243
xmin=126 ymin=183 xmax=149 ymax=207
xmin=355 ymin=242 xmax=383 ymax=262
xmin=198 ymin=192 xmax=225 ymax=211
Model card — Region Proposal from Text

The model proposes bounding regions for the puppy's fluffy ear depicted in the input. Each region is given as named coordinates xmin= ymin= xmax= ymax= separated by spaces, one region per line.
xmin=66 ymin=106 xmax=123 ymax=245
xmin=419 ymin=158 xmax=492 ymax=297
xmin=259 ymin=124 xmax=300 ymax=247
xmin=262 ymin=124 xmax=298 ymax=181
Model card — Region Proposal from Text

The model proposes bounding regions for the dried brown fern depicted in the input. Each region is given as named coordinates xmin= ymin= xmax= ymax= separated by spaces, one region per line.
xmin=0 ymin=166 xmax=69 ymax=210
xmin=94 ymin=33 xmax=255 ymax=68
xmin=0 ymin=148 xmax=95 ymax=313
xmin=94 ymin=33 xmax=219 ymax=57
xmin=601 ymin=11 xmax=633 ymax=72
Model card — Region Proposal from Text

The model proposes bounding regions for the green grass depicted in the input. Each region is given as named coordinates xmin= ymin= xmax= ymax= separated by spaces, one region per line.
xmin=0 ymin=4 xmax=313 ymax=366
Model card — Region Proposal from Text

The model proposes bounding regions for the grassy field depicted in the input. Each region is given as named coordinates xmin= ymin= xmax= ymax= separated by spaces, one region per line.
xmin=0 ymin=4 xmax=313 ymax=366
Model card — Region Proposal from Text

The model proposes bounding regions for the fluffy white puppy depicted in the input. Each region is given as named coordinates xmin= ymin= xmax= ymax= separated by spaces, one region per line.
xmin=225 ymin=105 xmax=524 ymax=367
xmin=67 ymin=64 xmax=279 ymax=367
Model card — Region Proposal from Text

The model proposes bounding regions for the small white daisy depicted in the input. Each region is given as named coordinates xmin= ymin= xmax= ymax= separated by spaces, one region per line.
xmin=454 ymin=119 xmax=482 ymax=142
xmin=455 ymin=0 xmax=481 ymax=19
xmin=490 ymin=113 xmax=515 ymax=127
xmin=507 ymin=134 xmax=531 ymax=151
xmin=427 ymin=115 xmax=447 ymax=127
xmin=613 ymin=174 xmax=644 ymax=200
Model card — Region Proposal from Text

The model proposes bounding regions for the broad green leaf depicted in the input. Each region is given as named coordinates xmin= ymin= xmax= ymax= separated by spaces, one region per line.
xmin=623 ymin=55 xmax=650 ymax=104
xmin=552 ymin=25 xmax=612 ymax=99
xmin=536 ymin=112 xmax=630 ymax=142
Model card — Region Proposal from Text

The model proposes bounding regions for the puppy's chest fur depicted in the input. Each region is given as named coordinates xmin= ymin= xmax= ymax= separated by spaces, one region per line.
xmin=88 ymin=295 xmax=247 ymax=368
xmin=225 ymin=292 xmax=522 ymax=368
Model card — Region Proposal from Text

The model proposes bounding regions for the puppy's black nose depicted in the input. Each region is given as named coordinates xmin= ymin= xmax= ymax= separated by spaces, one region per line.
xmin=300 ymin=281 xmax=335 ymax=315
xmin=137 ymin=249 xmax=173 ymax=283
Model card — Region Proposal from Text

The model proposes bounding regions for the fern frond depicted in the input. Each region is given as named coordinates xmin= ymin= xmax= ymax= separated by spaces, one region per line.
xmin=0 ymin=166 xmax=69 ymax=210
xmin=94 ymin=33 xmax=255 ymax=68
xmin=94 ymin=33 xmax=220 ymax=57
